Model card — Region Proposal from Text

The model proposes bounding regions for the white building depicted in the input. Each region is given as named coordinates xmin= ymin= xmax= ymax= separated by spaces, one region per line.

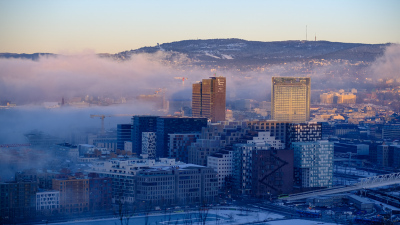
xmin=36 ymin=191 xmax=60 ymax=211
xmin=124 ymin=141 xmax=132 ymax=153
xmin=142 ymin=132 xmax=156 ymax=158
xmin=87 ymin=156 xmax=183 ymax=203
xmin=252 ymin=132 xmax=284 ymax=149
xmin=207 ymin=150 xmax=234 ymax=189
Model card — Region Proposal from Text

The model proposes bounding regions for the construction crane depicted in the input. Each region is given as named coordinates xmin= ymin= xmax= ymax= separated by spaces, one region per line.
xmin=90 ymin=114 xmax=135 ymax=134
xmin=174 ymin=77 xmax=188 ymax=86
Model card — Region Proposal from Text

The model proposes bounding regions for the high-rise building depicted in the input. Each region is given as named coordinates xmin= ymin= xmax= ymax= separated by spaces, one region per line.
xmin=192 ymin=76 xmax=226 ymax=122
xmin=117 ymin=124 xmax=132 ymax=150
xmin=131 ymin=116 xmax=159 ymax=155
xmin=292 ymin=140 xmax=333 ymax=189
xmin=271 ymin=77 xmax=310 ymax=123
xmin=156 ymin=117 xmax=207 ymax=158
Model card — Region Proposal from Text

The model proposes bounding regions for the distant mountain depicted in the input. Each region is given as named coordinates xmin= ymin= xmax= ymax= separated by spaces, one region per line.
xmin=0 ymin=53 xmax=55 ymax=61
xmin=0 ymin=39 xmax=389 ymax=68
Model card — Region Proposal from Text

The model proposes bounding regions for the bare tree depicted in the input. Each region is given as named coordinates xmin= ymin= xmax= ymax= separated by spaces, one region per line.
xmin=197 ymin=201 xmax=210 ymax=225
xmin=114 ymin=197 xmax=135 ymax=225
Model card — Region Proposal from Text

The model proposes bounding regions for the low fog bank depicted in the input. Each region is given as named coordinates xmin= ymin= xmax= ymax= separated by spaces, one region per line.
xmin=0 ymin=103 xmax=159 ymax=145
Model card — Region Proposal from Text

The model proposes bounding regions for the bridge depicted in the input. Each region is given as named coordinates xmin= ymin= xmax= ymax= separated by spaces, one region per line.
xmin=285 ymin=172 xmax=400 ymax=201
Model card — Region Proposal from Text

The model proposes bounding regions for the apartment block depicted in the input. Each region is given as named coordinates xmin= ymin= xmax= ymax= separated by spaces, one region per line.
xmin=292 ymin=141 xmax=334 ymax=189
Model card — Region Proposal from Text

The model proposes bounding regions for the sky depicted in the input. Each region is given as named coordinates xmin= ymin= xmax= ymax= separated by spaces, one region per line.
xmin=0 ymin=0 xmax=399 ymax=54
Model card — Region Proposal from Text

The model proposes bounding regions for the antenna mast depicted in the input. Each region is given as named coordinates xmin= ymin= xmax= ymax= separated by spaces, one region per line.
xmin=306 ymin=25 xmax=307 ymax=41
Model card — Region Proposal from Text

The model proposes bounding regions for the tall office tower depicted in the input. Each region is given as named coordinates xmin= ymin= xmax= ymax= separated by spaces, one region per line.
xmin=131 ymin=116 xmax=159 ymax=155
xmin=292 ymin=140 xmax=333 ymax=189
xmin=271 ymin=77 xmax=310 ymax=123
xmin=192 ymin=76 xmax=226 ymax=122
xmin=117 ymin=124 xmax=132 ymax=150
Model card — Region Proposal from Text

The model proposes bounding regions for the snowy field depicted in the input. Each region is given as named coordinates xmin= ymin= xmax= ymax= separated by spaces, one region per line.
xmin=40 ymin=208 xmax=339 ymax=225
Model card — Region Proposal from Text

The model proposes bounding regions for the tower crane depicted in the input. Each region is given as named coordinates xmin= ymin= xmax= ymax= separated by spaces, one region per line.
xmin=90 ymin=114 xmax=135 ymax=134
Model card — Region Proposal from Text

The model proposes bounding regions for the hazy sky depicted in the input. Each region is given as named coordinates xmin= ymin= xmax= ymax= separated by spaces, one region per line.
xmin=0 ymin=0 xmax=399 ymax=54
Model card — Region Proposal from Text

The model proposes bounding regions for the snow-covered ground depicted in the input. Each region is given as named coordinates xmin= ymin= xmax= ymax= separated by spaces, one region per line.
xmin=39 ymin=207 xmax=340 ymax=225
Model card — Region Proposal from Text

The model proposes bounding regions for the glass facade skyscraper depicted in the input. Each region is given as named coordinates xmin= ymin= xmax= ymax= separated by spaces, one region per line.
xmin=271 ymin=77 xmax=310 ymax=123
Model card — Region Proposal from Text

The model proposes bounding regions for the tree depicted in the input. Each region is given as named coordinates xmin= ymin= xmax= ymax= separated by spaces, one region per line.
xmin=197 ymin=201 xmax=210 ymax=225
xmin=114 ymin=197 xmax=135 ymax=225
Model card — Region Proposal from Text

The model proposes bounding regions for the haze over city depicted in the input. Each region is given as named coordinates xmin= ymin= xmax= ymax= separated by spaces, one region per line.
xmin=1 ymin=1 xmax=400 ymax=225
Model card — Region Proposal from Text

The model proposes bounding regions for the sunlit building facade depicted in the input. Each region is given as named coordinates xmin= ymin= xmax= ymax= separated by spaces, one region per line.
xmin=271 ymin=77 xmax=310 ymax=123
xmin=192 ymin=76 xmax=226 ymax=122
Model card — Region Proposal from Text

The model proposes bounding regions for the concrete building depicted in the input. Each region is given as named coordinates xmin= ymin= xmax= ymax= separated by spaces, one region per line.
xmin=292 ymin=141 xmax=334 ymax=189
xmin=192 ymin=76 xmax=226 ymax=122
xmin=233 ymin=141 xmax=270 ymax=195
xmin=287 ymin=122 xmax=322 ymax=149
xmin=52 ymin=177 xmax=90 ymax=214
xmin=169 ymin=133 xmax=201 ymax=163
xmin=188 ymin=121 xmax=248 ymax=166
xmin=271 ymin=77 xmax=311 ymax=123
xmin=156 ymin=117 xmax=207 ymax=157
xmin=207 ymin=150 xmax=234 ymax=189
xmin=124 ymin=141 xmax=132 ymax=153
xmin=135 ymin=164 xmax=218 ymax=205
xmin=36 ymin=191 xmax=60 ymax=212
xmin=252 ymin=148 xmax=294 ymax=197
xmin=246 ymin=120 xmax=290 ymax=145
xmin=383 ymin=124 xmax=400 ymax=140
xmin=142 ymin=132 xmax=156 ymax=158
xmin=88 ymin=157 xmax=184 ymax=204
xmin=88 ymin=173 xmax=112 ymax=211
xmin=0 ymin=181 xmax=38 ymax=223
xmin=334 ymin=143 xmax=369 ymax=156
xmin=347 ymin=194 xmax=374 ymax=212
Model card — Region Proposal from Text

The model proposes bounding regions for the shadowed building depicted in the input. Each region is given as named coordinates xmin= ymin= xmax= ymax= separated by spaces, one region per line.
xmin=192 ymin=76 xmax=226 ymax=122
xmin=271 ymin=77 xmax=310 ymax=123
xmin=131 ymin=116 xmax=159 ymax=155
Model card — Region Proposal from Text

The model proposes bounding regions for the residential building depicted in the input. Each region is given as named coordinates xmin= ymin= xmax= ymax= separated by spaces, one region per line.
xmin=52 ymin=177 xmax=90 ymax=214
xmin=287 ymin=122 xmax=322 ymax=148
xmin=271 ymin=77 xmax=311 ymax=123
xmin=0 ymin=181 xmax=38 ymax=223
xmin=292 ymin=141 xmax=334 ymax=189
xmin=36 ymin=191 xmax=60 ymax=213
xmin=156 ymin=117 xmax=207 ymax=157
xmin=207 ymin=150 xmax=234 ymax=189
xmin=246 ymin=120 xmax=290 ymax=145
xmin=192 ymin=76 xmax=226 ymax=122
xmin=135 ymin=164 xmax=218 ymax=205
xmin=252 ymin=149 xmax=294 ymax=197
xmin=88 ymin=173 xmax=112 ymax=211
xmin=233 ymin=141 xmax=270 ymax=195
xmin=169 ymin=133 xmax=201 ymax=163
xmin=383 ymin=124 xmax=400 ymax=140
xmin=188 ymin=121 xmax=249 ymax=166
xmin=88 ymin=157 xmax=183 ymax=204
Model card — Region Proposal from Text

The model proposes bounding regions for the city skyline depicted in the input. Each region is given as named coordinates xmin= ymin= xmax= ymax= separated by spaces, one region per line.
xmin=0 ymin=0 xmax=399 ymax=54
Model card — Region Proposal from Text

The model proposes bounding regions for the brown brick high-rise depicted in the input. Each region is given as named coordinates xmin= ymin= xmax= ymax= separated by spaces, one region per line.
xmin=192 ymin=76 xmax=226 ymax=122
